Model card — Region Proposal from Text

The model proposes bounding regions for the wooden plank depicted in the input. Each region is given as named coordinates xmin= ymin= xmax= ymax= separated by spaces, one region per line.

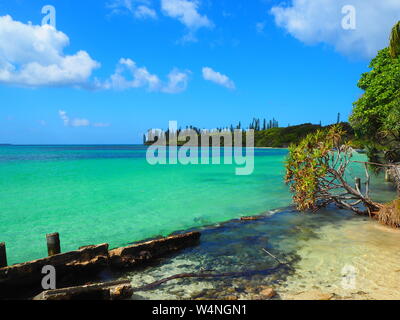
xmin=33 ymin=280 xmax=133 ymax=300
xmin=109 ymin=232 xmax=201 ymax=268
xmin=0 ymin=244 xmax=109 ymax=298
xmin=0 ymin=231 xmax=201 ymax=299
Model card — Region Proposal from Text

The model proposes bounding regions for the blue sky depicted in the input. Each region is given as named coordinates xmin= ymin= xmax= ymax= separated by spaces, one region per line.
xmin=0 ymin=0 xmax=399 ymax=144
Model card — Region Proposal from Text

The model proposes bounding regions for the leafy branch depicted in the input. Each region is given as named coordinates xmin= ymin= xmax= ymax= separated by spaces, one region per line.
xmin=285 ymin=125 xmax=382 ymax=215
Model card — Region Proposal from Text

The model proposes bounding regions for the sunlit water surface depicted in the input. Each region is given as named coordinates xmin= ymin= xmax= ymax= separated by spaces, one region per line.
xmin=1 ymin=145 xmax=398 ymax=299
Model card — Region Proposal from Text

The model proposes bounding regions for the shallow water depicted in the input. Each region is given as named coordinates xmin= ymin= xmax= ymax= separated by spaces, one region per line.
xmin=121 ymin=207 xmax=400 ymax=300
xmin=279 ymin=217 xmax=400 ymax=300
xmin=0 ymin=145 xmax=398 ymax=300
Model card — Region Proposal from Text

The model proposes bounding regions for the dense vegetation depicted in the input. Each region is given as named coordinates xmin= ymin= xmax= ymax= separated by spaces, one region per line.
xmin=254 ymin=122 xmax=359 ymax=148
xmin=145 ymin=121 xmax=359 ymax=148
xmin=350 ymin=22 xmax=400 ymax=163
xmin=284 ymin=22 xmax=400 ymax=227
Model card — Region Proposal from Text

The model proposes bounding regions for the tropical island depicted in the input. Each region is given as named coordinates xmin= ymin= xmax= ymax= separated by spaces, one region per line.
xmin=145 ymin=121 xmax=361 ymax=148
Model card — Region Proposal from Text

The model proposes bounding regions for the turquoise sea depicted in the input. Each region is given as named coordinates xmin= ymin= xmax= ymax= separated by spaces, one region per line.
xmin=0 ymin=145 xmax=290 ymax=265
xmin=0 ymin=145 xmax=395 ymax=266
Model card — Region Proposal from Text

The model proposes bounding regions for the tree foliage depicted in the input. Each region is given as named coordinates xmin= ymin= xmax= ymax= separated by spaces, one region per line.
xmin=389 ymin=21 xmax=400 ymax=58
xmin=254 ymin=122 xmax=360 ymax=148
xmin=285 ymin=125 xmax=381 ymax=215
xmin=350 ymin=47 xmax=400 ymax=161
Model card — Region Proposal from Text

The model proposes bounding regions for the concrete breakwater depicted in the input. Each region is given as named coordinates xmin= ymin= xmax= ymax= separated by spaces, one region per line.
xmin=0 ymin=231 xmax=201 ymax=299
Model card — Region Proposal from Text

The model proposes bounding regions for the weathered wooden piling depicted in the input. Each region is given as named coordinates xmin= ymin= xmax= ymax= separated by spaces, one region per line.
xmin=385 ymin=169 xmax=391 ymax=182
xmin=46 ymin=233 xmax=61 ymax=256
xmin=0 ymin=242 xmax=7 ymax=268
xmin=355 ymin=177 xmax=361 ymax=191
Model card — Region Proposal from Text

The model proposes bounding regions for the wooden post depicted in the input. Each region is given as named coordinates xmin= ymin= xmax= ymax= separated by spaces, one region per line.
xmin=385 ymin=169 xmax=391 ymax=182
xmin=355 ymin=178 xmax=361 ymax=191
xmin=0 ymin=242 xmax=7 ymax=268
xmin=46 ymin=233 xmax=61 ymax=256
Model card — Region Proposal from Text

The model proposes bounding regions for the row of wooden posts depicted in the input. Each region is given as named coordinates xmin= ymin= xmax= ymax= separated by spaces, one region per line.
xmin=0 ymin=232 xmax=61 ymax=268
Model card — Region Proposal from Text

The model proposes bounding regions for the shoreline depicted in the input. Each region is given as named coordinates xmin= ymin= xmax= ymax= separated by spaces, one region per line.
xmin=2 ymin=203 xmax=400 ymax=300
xmin=123 ymin=206 xmax=400 ymax=300
xmin=1 ymin=152 xmax=398 ymax=300
xmin=122 ymin=205 xmax=400 ymax=301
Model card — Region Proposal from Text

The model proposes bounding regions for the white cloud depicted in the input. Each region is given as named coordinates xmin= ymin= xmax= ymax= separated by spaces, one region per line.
xmin=162 ymin=68 xmax=190 ymax=93
xmin=107 ymin=1 xmax=212 ymax=41
xmin=161 ymin=0 xmax=212 ymax=29
xmin=135 ymin=5 xmax=157 ymax=19
xmin=106 ymin=58 xmax=161 ymax=91
xmin=270 ymin=0 xmax=400 ymax=59
xmin=161 ymin=0 xmax=213 ymax=41
xmin=107 ymin=0 xmax=157 ymax=19
xmin=0 ymin=15 xmax=100 ymax=87
xmin=0 ymin=15 xmax=190 ymax=93
xmin=58 ymin=110 xmax=90 ymax=127
xmin=101 ymin=58 xmax=190 ymax=93
xmin=202 ymin=67 xmax=235 ymax=90
xmin=59 ymin=110 xmax=70 ymax=126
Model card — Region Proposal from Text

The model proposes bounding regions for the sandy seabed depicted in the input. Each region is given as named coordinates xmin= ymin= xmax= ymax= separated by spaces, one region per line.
xmin=277 ymin=219 xmax=400 ymax=300
xmin=124 ymin=211 xmax=400 ymax=300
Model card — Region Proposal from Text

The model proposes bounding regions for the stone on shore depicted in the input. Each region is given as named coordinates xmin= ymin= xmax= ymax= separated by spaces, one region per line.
xmin=287 ymin=290 xmax=334 ymax=300
xmin=259 ymin=287 xmax=276 ymax=299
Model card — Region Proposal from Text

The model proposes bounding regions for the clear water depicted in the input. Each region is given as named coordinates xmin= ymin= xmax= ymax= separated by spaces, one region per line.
xmin=2 ymin=145 xmax=398 ymax=299
xmin=124 ymin=207 xmax=400 ymax=300
xmin=0 ymin=145 xmax=395 ymax=267
xmin=1 ymin=145 xmax=293 ymax=265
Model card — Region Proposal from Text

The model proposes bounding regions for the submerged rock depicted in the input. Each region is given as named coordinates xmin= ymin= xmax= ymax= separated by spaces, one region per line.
xmin=287 ymin=290 xmax=334 ymax=300
xmin=259 ymin=287 xmax=276 ymax=299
